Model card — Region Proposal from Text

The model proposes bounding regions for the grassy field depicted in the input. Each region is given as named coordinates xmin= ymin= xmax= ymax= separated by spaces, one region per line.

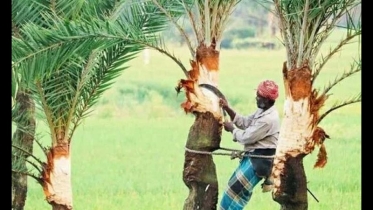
xmin=23 ymin=29 xmax=361 ymax=210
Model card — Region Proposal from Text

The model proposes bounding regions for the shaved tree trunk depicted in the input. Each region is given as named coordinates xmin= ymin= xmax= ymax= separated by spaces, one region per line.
xmin=183 ymin=112 xmax=221 ymax=210
xmin=271 ymin=63 xmax=328 ymax=210
xmin=12 ymin=91 xmax=35 ymax=210
xmin=41 ymin=143 xmax=73 ymax=210
xmin=178 ymin=43 xmax=223 ymax=210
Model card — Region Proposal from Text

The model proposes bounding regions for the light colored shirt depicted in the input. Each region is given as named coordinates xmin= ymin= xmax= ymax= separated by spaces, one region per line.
xmin=231 ymin=105 xmax=280 ymax=151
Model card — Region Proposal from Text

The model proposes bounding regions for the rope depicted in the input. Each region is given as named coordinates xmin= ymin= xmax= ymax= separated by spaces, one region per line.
xmin=184 ymin=147 xmax=275 ymax=160
xmin=184 ymin=147 xmax=320 ymax=202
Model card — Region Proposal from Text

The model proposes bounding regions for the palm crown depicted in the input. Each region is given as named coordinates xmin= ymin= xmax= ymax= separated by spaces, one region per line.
xmin=12 ymin=0 xmax=173 ymax=145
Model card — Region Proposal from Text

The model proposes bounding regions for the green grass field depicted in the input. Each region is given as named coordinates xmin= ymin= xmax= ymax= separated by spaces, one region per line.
xmin=23 ymin=29 xmax=361 ymax=210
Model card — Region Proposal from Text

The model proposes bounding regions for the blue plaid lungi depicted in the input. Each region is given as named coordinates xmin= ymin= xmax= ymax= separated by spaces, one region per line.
xmin=219 ymin=156 xmax=262 ymax=210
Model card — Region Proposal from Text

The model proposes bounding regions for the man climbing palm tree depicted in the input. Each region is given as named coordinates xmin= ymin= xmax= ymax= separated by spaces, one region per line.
xmin=218 ymin=80 xmax=280 ymax=209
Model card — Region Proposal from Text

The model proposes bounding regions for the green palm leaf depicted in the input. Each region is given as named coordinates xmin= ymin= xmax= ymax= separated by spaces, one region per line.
xmin=13 ymin=0 xmax=177 ymax=143
xmin=12 ymin=0 xmax=48 ymax=29
xmin=272 ymin=0 xmax=361 ymax=69
xmin=71 ymin=43 xmax=140 ymax=134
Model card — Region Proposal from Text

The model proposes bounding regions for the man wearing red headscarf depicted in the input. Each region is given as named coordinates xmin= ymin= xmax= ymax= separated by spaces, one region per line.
xmin=219 ymin=80 xmax=280 ymax=210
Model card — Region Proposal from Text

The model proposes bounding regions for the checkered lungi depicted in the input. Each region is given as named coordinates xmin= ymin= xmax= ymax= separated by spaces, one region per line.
xmin=219 ymin=156 xmax=262 ymax=210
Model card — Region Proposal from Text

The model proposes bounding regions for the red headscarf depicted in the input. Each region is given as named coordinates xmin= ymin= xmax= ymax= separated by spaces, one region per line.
xmin=257 ymin=80 xmax=279 ymax=100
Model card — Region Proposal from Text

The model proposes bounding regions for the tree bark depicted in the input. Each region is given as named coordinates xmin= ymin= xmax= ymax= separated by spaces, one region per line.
xmin=272 ymin=63 xmax=328 ymax=210
xmin=12 ymin=91 xmax=35 ymax=210
xmin=178 ymin=42 xmax=222 ymax=210
xmin=183 ymin=112 xmax=222 ymax=210
xmin=273 ymin=155 xmax=308 ymax=210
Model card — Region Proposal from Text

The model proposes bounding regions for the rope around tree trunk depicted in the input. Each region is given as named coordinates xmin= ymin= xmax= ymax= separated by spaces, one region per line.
xmin=184 ymin=146 xmax=320 ymax=202
xmin=184 ymin=146 xmax=275 ymax=160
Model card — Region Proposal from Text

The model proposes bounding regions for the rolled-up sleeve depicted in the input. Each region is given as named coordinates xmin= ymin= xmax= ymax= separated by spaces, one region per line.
xmin=232 ymin=121 xmax=270 ymax=145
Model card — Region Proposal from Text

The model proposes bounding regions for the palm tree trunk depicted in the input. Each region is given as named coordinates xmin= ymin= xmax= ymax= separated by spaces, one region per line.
xmin=271 ymin=63 xmax=320 ymax=210
xmin=12 ymin=91 xmax=35 ymax=210
xmin=180 ymin=43 xmax=222 ymax=210
xmin=272 ymin=154 xmax=308 ymax=210
xmin=42 ymin=143 xmax=73 ymax=210
xmin=272 ymin=101 xmax=311 ymax=210
xmin=183 ymin=112 xmax=221 ymax=210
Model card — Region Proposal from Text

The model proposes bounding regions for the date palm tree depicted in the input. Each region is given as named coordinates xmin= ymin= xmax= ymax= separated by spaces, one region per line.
xmin=12 ymin=0 xmax=171 ymax=209
xmin=12 ymin=1 xmax=58 ymax=208
xmin=145 ymin=0 xmax=241 ymax=209
xmin=263 ymin=0 xmax=361 ymax=209
xmin=12 ymin=68 xmax=35 ymax=210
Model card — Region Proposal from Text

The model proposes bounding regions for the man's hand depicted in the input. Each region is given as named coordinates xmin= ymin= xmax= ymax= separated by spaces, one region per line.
xmin=223 ymin=122 xmax=235 ymax=132
xmin=219 ymin=98 xmax=229 ymax=109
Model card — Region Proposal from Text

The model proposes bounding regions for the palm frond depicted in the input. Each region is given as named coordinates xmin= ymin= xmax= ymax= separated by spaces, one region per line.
xmin=32 ymin=81 xmax=56 ymax=142
xmin=12 ymin=0 xmax=95 ymax=37
xmin=34 ymin=137 xmax=49 ymax=157
xmin=68 ymin=0 xmax=176 ymax=136
xmin=13 ymin=22 xmax=117 ymax=137
xmin=151 ymin=0 xmax=240 ymax=57
xmin=12 ymin=0 xmax=49 ymax=32
xmin=12 ymin=127 xmax=46 ymax=183
xmin=273 ymin=0 xmax=361 ymax=69
xmin=151 ymin=0 xmax=195 ymax=56
xmin=140 ymin=34 xmax=188 ymax=76
xmin=12 ymin=143 xmax=43 ymax=184
xmin=195 ymin=0 xmax=241 ymax=46
xmin=311 ymin=11 xmax=361 ymax=74
xmin=13 ymin=0 xmax=175 ymax=141
xmin=319 ymin=58 xmax=360 ymax=96
xmin=49 ymin=0 xmax=86 ymax=19
xmin=12 ymin=153 xmax=44 ymax=177
xmin=25 ymin=159 xmax=43 ymax=175
xmin=12 ymin=144 xmax=44 ymax=166
xmin=12 ymin=25 xmax=104 ymax=87
xmin=317 ymin=93 xmax=361 ymax=124
xmin=12 ymin=169 xmax=42 ymax=184
xmin=70 ymin=43 xmax=141 ymax=136
xmin=312 ymin=33 xmax=360 ymax=83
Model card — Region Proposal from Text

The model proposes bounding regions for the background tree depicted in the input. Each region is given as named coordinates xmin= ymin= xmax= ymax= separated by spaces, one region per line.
xmin=12 ymin=1 xmax=58 ymax=208
xmin=262 ymin=0 xmax=361 ymax=209
xmin=12 ymin=66 xmax=36 ymax=210
xmin=12 ymin=0 xmax=171 ymax=209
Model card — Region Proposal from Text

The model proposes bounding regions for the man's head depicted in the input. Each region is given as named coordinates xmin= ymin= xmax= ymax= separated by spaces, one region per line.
xmin=255 ymin=80 xmax=279 ymax=109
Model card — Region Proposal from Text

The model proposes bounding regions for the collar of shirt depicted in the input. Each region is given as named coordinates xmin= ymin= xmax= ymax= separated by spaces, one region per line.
xmin=254 ymin=106 xmax=276 ymax=119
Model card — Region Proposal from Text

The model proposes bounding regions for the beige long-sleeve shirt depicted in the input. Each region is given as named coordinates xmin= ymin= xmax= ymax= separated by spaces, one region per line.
xmin=231 ymin=105 xmax=280 ymax=151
